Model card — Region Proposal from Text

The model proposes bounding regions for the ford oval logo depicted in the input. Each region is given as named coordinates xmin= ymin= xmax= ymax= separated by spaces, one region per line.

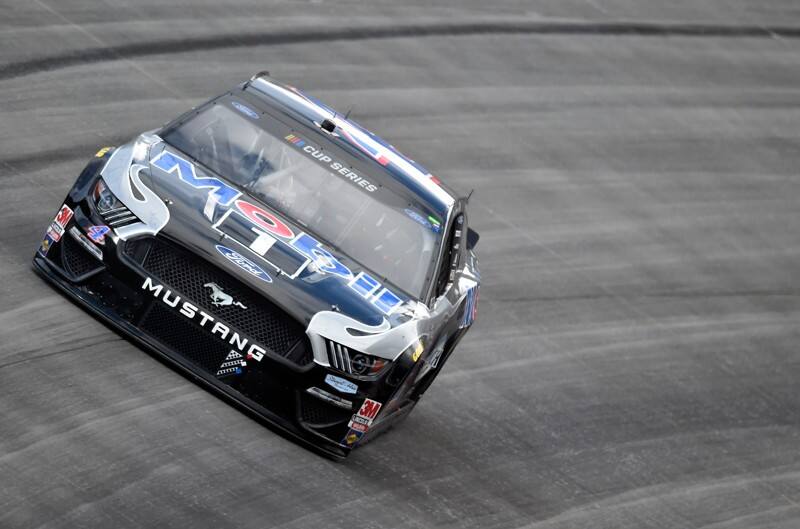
xmin=231 ymin=101 xmax=259 ymax=120
xmin=215 ymin=245 xmax=272 ymax=283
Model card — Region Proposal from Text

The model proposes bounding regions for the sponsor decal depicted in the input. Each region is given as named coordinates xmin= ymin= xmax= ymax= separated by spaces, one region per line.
xmin=204 ymin=282 xmax=247 ymax=309
xmin=94 ymin=146 xmax=113 ymax=158
xmin=54 ymin=204 xmax=74 ymax=230
xmin=404 ymin=208 xmax=434 ymax=231
xmin=235 ymin=200 xmax=294 ymax=239
xmin=224 ymin=203 xmax=401 ymax=312
xmin=69 ymin=227 xmax=103 ymax=261
xmin=213 ymin=207 xmax=310 ymax=279
xmin=86 ymin=225 xmax=110 ymax=245
xmin=324 ymin=374 xmax=358 ymax=394
xmin=38 ymin=233 xmax=56 ymax=256
xmin=285 ymin=134 xmax=377 ymax=193
xmin=405 ymin=209 xmax=442 ymax=234
xmin=342 ymin=429 xmax=364 ymax=446
xmin=231 ymin=101 xmax=259 ymax=120
xmin=347 ymin=398 xmax=382 ymax=432
xmin=141 ymin=276 xmax=267 ymax=361
xmin=215 ymin=245 xmax=272 ymax=283
xmin=411 ymin=341 xmax=424 ymax=363
xmin=346 ymin=272 xmax=402 ymax=315
xmin=216 ymin=350 xmax=247 ymax=377
xmin=284 ymin=133 xmax=306 ymax=148
xmin=428 ymin=345 xmax=444 ymax=369
xmin=153 ymin=151 xmax=405 ymax=315
xmin=46 ymin=222 xmax=64 ymax=242
xmin=151 ymin=151 xmax=241 ymax=220
xmin=428 ymin=215 xmax=442 ymax=233
xmin=347 ymin=420 xmax=370 ymax=433
xmin=358 ymin=398 xmax=382 ymax=420
xmin=333 ymin=385 xmax=383 ymax=449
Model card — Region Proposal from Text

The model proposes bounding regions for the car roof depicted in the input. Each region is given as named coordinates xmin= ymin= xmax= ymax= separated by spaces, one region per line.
xmin=239 ymin=75 xmax=457 ymax=216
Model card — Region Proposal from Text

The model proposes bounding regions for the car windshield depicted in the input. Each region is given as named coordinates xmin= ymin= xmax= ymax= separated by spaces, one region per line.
xmin=162 ymin=101 xmax=444 ymax=298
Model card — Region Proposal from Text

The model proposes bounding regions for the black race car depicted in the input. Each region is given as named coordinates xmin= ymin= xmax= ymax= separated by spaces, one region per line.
xmin=33 ymin=73 xmax=480 ymax=458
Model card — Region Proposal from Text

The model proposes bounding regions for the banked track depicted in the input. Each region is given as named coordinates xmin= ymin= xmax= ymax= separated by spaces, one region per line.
xmin=1 ymin=1 xmax=800 ymax=528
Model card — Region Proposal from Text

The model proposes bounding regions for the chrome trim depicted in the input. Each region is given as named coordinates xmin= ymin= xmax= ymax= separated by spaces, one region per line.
xmin=108 ymin=215 xmax=138 ymax=227
xmin=101 ymin=206 xmax=128 ymax=215
xmin=104 ymin=209 xmax=134 ymax=220
xmin=305 ymin=387 xmax=353 ymax=410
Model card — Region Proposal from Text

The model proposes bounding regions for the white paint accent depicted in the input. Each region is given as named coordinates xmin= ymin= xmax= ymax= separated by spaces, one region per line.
xmin=101 ymin=138 xmax=170 ymax=241
xmin=250 ymin=228 xmax=276 ymax=255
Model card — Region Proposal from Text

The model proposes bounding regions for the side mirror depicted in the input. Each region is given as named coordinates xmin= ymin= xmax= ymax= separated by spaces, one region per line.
xmin=466 ymin=228 xmax=479 ymax=250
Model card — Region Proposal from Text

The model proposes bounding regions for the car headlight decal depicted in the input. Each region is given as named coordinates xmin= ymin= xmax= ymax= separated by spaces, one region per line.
xmin=92 ymin=178 xmax=140 ymax=227
xmin=324 ymin=337 xmax=390 ymax=377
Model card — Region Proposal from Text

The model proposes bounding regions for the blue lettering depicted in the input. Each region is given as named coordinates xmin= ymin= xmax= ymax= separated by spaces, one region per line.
xmin=151 ymin=151 xmax=240 ymax=217
xmin=372 ymin=288 xmax=403 ymax=315
xmin=291 ymin=233 xmax=352 ymax=280
xmin=349 ymin=272 xmax=380 ymax=298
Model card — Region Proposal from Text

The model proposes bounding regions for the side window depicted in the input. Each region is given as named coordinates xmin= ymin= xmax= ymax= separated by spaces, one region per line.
xmin=435 ymin=214 xmax=464 ymax=297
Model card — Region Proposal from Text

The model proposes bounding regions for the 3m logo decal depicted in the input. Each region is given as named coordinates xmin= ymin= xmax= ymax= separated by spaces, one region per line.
xmin=347 ymin=398 xmax=383 ymax=434
xmin=54 ymin=204 xmax=74 ymax=229
xmin=357 ymin=399 xmax=382 ymax=421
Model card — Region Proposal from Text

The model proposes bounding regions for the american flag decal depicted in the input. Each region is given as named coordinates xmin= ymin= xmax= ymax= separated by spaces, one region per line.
xmin=460 ymin=286 xmax=479 ymax=328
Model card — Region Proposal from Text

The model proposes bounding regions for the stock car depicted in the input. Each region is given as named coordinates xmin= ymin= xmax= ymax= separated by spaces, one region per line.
xmin=32 ymin=73 xmax=480 ymax=458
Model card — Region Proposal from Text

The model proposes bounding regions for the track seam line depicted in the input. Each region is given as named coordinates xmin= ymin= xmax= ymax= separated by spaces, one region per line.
xmin=5 ymin=18 xmax=800 ymax=82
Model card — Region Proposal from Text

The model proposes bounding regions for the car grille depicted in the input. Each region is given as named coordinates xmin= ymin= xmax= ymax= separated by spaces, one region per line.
xmin=141 ymin=302 xmax=231 ymax=374
xmin=61 ymin=232 xmax=103 ymax=278
xmin=126 ymin=237 xmax=312 ymax=366
xmin=138 ymin=301 xmax=297 ymax=423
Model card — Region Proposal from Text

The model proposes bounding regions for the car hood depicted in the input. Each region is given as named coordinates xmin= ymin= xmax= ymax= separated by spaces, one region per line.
xmin=127 ymin=139 xmax=417 ymax=333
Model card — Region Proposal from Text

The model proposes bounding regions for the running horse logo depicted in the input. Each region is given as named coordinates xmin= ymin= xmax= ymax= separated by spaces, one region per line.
xmin=203 ymin=282 xmax=247 ymax=309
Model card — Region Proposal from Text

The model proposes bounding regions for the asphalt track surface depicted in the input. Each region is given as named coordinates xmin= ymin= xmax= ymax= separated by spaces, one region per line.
xmin=2 ymin=1 xmax=800 ymax=528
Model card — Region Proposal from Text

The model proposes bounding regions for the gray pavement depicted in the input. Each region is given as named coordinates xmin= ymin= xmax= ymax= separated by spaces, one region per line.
xmin=1 ymin=1 xmax=799 ymax=528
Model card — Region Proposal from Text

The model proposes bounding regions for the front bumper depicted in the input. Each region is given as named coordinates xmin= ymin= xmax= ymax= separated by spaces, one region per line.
xmin=33 ymin=196 xmax=393 ymax=459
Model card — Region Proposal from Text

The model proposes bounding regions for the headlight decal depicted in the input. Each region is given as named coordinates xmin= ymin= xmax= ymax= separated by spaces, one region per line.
xmin=324 ymin=337 xmax=389 ymax=378
xmin=93 ymin=178 xmax=139 ymax=227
